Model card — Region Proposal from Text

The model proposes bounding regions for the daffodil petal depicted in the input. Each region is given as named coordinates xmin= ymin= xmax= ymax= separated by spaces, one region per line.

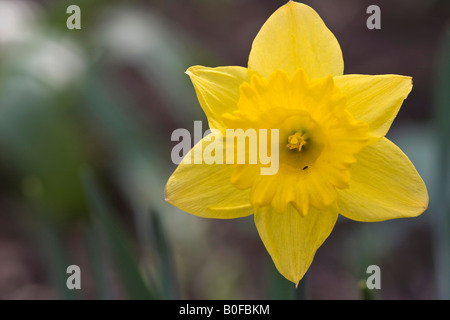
xmin=334 ymin=74 xmax=413 ymax=139
xmin=248 ymin=2 xmax=343 ymax=79
xmin=254 ymin=203 xmax=338 ymax=285
xmin=165 ymin=134 xmax=252 ymax=218
xmin=186 ymin=65 xmax=256 ymax=129
xmin=338 ymin=138 xmax=428 ymax=222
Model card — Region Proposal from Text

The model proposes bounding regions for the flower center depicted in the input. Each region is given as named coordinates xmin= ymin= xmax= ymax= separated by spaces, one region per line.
xmin=222 ymin=69 xmax=369 ymax=216
xmin=279 ymin=113 xmax=326 ymax=171
xmin=286 ymin=132 xmax=307 ymax=151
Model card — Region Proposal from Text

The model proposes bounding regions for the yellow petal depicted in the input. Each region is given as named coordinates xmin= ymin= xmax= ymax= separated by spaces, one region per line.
xmin=254 ymin=202 xmax=338 ymax=285
xmin=165 ymin=134 xmax=252 ymax=218
xmin=334 ymin=74 xmax=413 ymax=139
xmin=248 ymin=1 xmax=343 ymax=79
xmin=338 ymin=138 xmax=428 ymax=222
xmin=186 ymin=65 xmax=256 ymax=129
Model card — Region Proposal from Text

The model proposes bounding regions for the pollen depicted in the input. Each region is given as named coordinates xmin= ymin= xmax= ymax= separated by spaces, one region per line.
xmin=286 ymin=132 xmax=307 ymax=151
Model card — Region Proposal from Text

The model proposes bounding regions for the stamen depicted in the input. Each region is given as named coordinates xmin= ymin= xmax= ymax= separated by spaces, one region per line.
xmin=286 ymin=132 xmax=307 ymax=151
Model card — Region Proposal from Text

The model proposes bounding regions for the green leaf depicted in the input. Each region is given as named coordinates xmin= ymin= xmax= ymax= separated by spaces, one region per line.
xmin=81 ymin=168 xmax=158 ymax=299
xmin=149 ymin=209 xmax=179 ymax=299
xmin=33 ymin=211 xmax=81 ymax=300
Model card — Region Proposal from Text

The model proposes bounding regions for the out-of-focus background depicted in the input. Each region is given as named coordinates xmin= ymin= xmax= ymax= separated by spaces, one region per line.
xmin=0 ymin=0 xmax=448 ymax=300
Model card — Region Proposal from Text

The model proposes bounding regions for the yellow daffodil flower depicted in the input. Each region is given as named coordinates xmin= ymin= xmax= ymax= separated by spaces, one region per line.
xmin=165 ymin=1 xmax=428 ymax=285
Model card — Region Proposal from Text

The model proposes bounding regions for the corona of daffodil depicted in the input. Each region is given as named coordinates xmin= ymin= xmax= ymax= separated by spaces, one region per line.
xmin=165 ymin=1 xmax=428 ymax=285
